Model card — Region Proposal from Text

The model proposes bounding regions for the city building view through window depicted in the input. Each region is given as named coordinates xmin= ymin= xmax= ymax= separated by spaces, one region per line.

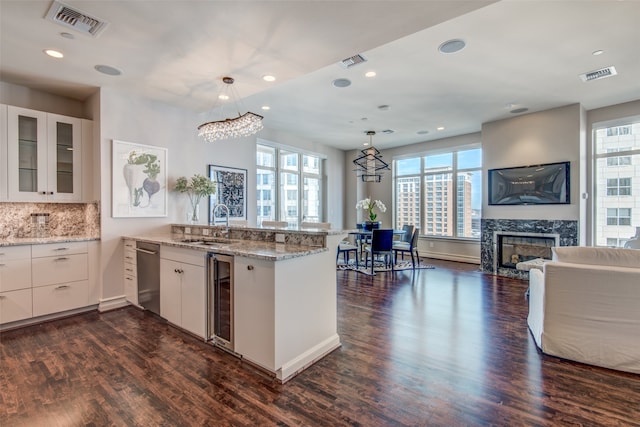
xmin=594 ymin=121 xmax=640 ymax=247
xmin=256 ymin=143 xmax=323 ymax=227
xmin=394 ymin=148 xmax=482 ymax=239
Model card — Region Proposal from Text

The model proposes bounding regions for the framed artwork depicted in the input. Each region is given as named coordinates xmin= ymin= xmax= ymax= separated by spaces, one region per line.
xmin=208 ymin=164 xmax=247 ymax=223
xmin=112 ymin=140 xmax=168 ymax=217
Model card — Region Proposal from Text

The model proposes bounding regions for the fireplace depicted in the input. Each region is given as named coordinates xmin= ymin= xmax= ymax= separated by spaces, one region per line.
xmin=495 ymin=232 xmax=559 ymax=270
xmin=481 ymin=219 xmax=578 ymax=278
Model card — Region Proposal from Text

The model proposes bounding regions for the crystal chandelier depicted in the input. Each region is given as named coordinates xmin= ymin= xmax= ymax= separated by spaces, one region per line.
xmin=352 ymin=131 xmax=390 ymax=182
xmin=198 ymin=76 xmax=264 ymax=142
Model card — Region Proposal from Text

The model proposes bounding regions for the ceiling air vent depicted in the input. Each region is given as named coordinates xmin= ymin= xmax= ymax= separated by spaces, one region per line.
xmin=45 ymin=1 xmax=109 ymax=37
xmin=339 ymin=54 xmax=367 ymax=69
xmin=579 ymin=66 xmax=617 ymax=82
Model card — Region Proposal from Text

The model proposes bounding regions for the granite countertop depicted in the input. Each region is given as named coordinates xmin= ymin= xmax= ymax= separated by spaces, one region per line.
xmin=125 ymin=234 xmax=328 ymax=261
xmin=0 ymin=235 xmax=100 ymax=247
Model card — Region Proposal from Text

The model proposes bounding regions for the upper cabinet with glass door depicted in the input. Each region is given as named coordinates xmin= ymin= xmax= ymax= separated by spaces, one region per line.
xmin=6 ymin=106 xmax=82 ymax=202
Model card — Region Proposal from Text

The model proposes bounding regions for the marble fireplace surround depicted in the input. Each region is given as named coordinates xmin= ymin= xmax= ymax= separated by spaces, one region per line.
xmin=481 ymin=219 xmax=578 ymax=279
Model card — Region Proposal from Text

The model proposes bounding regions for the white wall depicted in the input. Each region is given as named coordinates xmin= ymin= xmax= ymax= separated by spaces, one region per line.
xmin=482 ymin=104 xmax=584 ymax=222
xmin=0 ymin=81 xmax=89 ymax=119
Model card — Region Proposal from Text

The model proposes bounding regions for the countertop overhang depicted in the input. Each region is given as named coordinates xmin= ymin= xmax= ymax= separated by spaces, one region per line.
xmin=0 ymin=235 xmax=100 ymax=247
xmin=125 ymin=234 xmax=327 ymax=261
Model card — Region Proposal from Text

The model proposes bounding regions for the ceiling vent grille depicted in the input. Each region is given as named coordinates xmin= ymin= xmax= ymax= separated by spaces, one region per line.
xmin=339 ymin=54 xmax=367 ymax=69
xmin=579 ymin=66 xmax=617 ymax=82
xmin=45 ymin=1 xmax=109 ymax=37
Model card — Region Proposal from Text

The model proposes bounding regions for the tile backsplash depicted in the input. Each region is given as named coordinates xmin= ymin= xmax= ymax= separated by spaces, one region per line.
xmin=0 ymin=202 xmax=100 ymax=239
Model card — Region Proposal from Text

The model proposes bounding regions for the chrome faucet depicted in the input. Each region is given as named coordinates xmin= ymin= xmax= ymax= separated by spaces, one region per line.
xmin=212 ymin=203 xmax=230 ymax=232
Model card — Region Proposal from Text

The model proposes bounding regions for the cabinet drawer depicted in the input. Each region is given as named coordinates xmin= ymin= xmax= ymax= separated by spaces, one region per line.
xmin=31 ymin=241 xmax=87 ymax=258
xmin=160 ymin=246 xmax=205 ymax=267
xmin=0 ymin=245 xmax=31 ymax=260
xmin=0 ymin=258 xmax=32 ymax=292
xmin=0 ymin=288 xmax=33 ymax=324
xmin=124 ymin=274 xmax=138 ymax=305
xmin=32 ymin=253 xmax=88 ymax=287
xmin=32 ymin=280 xmax=88 ymax=317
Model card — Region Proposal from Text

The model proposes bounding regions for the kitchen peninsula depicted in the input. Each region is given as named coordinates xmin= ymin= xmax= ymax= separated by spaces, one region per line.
xmin=126 ymin=224 xmax=346 ymax=382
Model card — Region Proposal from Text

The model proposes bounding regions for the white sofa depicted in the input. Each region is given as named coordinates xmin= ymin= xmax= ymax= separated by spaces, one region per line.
xmin=528 ymin=246 xmax=640 ymax=374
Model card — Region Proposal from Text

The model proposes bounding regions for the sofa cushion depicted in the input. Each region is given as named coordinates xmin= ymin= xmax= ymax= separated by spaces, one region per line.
xmin=552 ymin=246 xmax=640 ymax=269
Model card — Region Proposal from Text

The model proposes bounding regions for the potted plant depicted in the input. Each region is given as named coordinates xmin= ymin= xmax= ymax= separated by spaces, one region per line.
xmin=356 ymin=197 xmax=386 ymax=230
xmin=174 ymin=174 xmax=216 ymax=223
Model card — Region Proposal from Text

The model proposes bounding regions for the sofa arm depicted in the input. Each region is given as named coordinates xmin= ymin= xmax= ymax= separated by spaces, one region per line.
xmin=527 ymin=268 xmax=545 ymax=348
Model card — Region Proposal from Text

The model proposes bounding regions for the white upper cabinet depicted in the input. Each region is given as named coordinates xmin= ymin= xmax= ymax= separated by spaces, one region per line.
xmin=0 ymin=104 xmax=7 ymax=201
xmin=6 ymin=106 xmax=82 ymax=202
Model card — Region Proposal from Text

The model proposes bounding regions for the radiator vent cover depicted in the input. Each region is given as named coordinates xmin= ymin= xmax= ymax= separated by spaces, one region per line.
xmin=339 ymin=54 xmax=368 ymax=69
xmin=579 ymin=66 xmax=617 ymax=82
xmin=44 ymin=1 xmax=109 ymax=37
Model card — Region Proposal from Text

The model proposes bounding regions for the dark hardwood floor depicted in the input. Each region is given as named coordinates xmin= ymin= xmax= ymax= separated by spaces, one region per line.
xmin=1 ymin=259 xmax=639 ymax=426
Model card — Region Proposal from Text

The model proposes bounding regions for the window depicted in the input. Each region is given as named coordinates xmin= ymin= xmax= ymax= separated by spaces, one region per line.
xmin=607 ymin=208 xmax=632 ymax=226
xmin=394 ymin=147 xmax=481 ymax=239
xmin=257 ymin=143 xmax=324 ymax=227
xmin=594 ymin=120 xmax=640 ymax=247
xmin=606 ymin=178 xmax=632 ymax=196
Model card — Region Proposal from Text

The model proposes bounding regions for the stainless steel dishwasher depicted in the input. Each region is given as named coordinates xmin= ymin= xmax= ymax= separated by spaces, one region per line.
xmin=135 ymin=241 xmax=160 ymax=315
xmin=207 ymin=253 xmax=234 ymax=351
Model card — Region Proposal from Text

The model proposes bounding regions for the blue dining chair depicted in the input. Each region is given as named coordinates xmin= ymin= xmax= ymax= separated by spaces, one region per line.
xmin=393 ymin=227 xmax=420 ymax=269
xmin=364 ymin=229 xmax=394 ymax=275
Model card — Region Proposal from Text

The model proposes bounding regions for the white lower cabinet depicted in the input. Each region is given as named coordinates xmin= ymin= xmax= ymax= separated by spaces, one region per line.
xmin=160 ymin=246 xmax=205 ymax=338
xmin=32 ymin=280 xmax=89 ymax=317
xmin=0 ymin=288 xmax=32 ymax=323
xmin=0 ymin=241 xmax=93 ymax=326
xmin=123 ymin=239 xmax=138 ymax=305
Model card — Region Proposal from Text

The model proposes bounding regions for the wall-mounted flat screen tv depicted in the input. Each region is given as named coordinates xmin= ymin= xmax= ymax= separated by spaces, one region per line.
xmin=488 ymin=161 xmax=570 ymax=205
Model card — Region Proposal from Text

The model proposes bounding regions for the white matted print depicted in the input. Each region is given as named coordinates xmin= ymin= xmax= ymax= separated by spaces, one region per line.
xmin=112 ymin=140 xmax=168 ymax=217
xmin=208 ymin=164 xmax=247 ymax=223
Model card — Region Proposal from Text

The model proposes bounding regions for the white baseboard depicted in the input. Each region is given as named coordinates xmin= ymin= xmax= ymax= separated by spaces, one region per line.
xmin=420 ymin=252 xmax=480 ymax=264
xmin=98 ymin=295 xmax=129 ymax=312
xmin=277 ymin=334 xmax=341 ymax=383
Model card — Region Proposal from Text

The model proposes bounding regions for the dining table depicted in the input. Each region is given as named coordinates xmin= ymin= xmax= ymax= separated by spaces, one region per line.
xmin=347 ymin=229 xmax=406 ymax=266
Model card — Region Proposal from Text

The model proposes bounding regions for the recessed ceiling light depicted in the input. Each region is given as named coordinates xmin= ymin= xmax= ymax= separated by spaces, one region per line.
xmin=438 ymin=39 xmax=466 ymax=54
xmin=592 ymin=50 xmax=604 ymax=56
xmin=332 ymin=78 xmax=351 ymax=88
xmin=44 ymin=49 xmax=63 ymax=58
xmin=437 ymin=126 xmax=445 ymax=131
xmin=261 ymin=105 xmax=270 ymax=110
xmin=378 ymin=105 xmax=390 ymax=111
xmin=262 ymin=75 xmax=276 ymax=82
xmin=510 ymin=108 xmax=529 ymax=114
xmin=363 ymin=142 xmax=370 ymax=146
xmin=94 ymin=64 xmax=122 ymax=76
xmin=365 ymin=71 xmax=376 ymax=78
xmin=60 ymin=32 xmax=74 ymax=39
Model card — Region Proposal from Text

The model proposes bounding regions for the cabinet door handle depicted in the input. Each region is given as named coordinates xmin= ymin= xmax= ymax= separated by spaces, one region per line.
xmin=54 ymin=257 xmax=70 ymax=262
xmin=126 ymin=277 xmax=133 ymax=281
xmin=53 ymin=247 xmax=70 ymax=251
xmin=0 ymin=263 xmax=5 ymax=267
xmin=54 ymin=285 xmax=70 ymax=290
xmin=0 ymin=295 xmax=6 ymax=299
xmin=125 ymin=268 xmax=133 ymax=272
xmin=247 ymin=265 xmax=254 ymax=270
xmin=135 ymin=248 xmax=157 ymax=255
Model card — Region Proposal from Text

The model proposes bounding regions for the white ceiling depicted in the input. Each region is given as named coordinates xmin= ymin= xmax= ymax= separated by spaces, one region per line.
xmin=2 ymin=0 xmax=639 ymax=151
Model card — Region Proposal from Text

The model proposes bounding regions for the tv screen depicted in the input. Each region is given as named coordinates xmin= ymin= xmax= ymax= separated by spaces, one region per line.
xmin=488 ymin=161 xmax=570 ymax=205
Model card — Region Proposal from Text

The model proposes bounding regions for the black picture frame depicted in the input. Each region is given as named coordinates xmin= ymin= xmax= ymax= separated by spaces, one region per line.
xmin=208 ymin=165 xmax=248 ymax=224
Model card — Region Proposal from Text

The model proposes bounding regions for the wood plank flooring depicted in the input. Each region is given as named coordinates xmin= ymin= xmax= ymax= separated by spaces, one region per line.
xmin=1 ymin=259 xmax=639 ymax=426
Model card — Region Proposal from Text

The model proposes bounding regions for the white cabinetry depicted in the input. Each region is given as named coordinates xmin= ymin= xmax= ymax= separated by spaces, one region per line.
xmin=31 ymin=241 xmax=88 ymax=317
xmin=6 ymin=106 xmax=83 ymax=202
xmin=160 ymin=246 xmax=205 ymax=338
xmin=123 ymin=239 xmax=138 ymax=305
xmin=0 ymin=104 xmax=7 ymax=201
xmin=0 ymin=246 xmax=33 ymax=323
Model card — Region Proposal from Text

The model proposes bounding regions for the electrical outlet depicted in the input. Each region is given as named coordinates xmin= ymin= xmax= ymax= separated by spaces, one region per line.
xmin=275 ymin=233 xmax=285 ymax=243
xmin=202 ymin=228 xmax=210 ymax=236
xmin=429 ymin=242 xmax=434 ymax=248
xmin=184 ymin=227 xmax=191 ymax=234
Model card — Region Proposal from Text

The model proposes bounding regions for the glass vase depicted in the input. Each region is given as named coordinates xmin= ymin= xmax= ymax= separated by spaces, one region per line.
xmin=187 ymin=199 xmax=200 ymax=224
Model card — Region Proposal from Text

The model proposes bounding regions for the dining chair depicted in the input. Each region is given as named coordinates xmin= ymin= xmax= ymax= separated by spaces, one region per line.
xmin=393 ymin=227 xmax=420 ymax=269
xmin=262 ymin=220 xmax=288 ymax=228
xmin=364 ymin=229 xmax=394 ymax=275
xmin=336 ymin=239 xmax=358 ymax=265
xmin=398 ymin=224 xmax=415 ymax=243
